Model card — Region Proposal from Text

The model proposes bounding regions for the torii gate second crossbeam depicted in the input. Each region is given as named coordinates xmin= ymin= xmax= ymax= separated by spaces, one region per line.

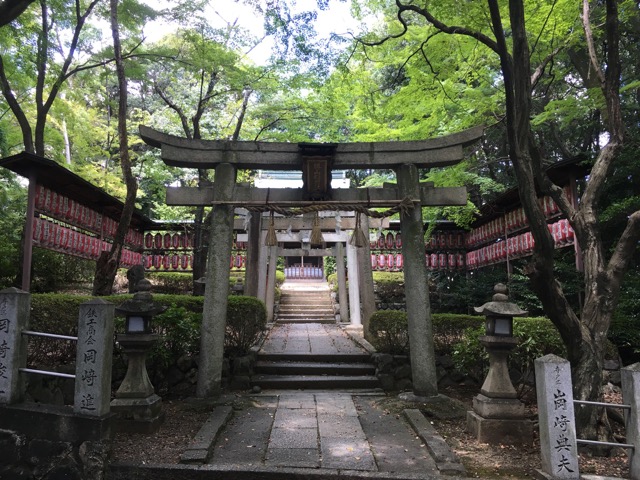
xmin=139 ymin=125 xmax=484 ymax=399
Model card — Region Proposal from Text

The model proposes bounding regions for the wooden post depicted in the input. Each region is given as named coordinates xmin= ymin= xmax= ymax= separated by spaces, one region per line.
xmin=197 ymin=162 xmax=236 ymax=398
xmin=346 ymin=237 xmax=361 ymax=325
xmin=335 ymin=242 xmax=349 ymax=323
xmin=257 ymin=230 xmax=269 ymax=303
xmin=244 ymin=211 xmax=262 ymax=297
xmin=357 ymin=214 xmax=376 ymax=341
xmin=397 ymin=164 xmax=437 ymax=397
xmin=21 ymin=169 xmax=37 ymax=291
xmin=265 ymin=245 xmax=278 ymax=322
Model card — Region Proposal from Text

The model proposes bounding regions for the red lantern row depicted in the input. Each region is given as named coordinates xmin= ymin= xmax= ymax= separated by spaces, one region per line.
xmin=466 ymin=187 xmax=575 ymax=248
xmin=144 ymin=232 xmax=194 ymax=250
xmin=426 ymin=253 xmax=466 ymax=271
xmin=370 ymin=253 xmax=404 ymax=271
xmin=36 ymin=185 xmax=101 ymax=231
xmin=370 ymin=232 xmax=403 ymax=251
xmin=32 ymin=217 xmax=141 ymax=267
xmin=466 ymin=219 xmax=574 ymax=268
xmin=145 ymin=254 xmax=193 ymax=270
xmin=426 ymin=232 xmax=465 ymax=251
xmin=34 ymin=185 xmax=143 ymax=247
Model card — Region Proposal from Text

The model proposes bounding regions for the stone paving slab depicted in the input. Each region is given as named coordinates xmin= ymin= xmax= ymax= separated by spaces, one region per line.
xmin=265 ymin=448 xmax=320 ymax=468
xmin=260 ymin=323 xmax=368 ymax=356
xmin=209 ymin=397 xmax=276 ymax=467
xmin=269 ymin=425 xmax=319 ymax=449
xmin=353 ymin=396 xmax=439 ymax=475
xmin=274 ymin=408 xmax=318 ymax=429
xmin=321 ymin=437 xmax=377 ymax=471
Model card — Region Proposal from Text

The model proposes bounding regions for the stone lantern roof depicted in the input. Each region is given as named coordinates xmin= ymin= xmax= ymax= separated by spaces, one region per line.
xmin=474 ymin=283 xmax=528 ymax=317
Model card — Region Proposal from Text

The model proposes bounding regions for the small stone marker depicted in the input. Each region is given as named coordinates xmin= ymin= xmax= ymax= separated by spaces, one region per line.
xmin=535 ymin=354 xmax=579 ymax=479
xmin=0 ymin=288 xmax=30 ymax=404
xmin=74 ymin=299 xmax=115 ymax=417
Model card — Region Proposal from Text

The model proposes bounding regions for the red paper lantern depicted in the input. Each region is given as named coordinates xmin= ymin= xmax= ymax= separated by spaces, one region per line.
xmin=163 ymin=233 xmax=171 ymax=249
xmin=395 ymin=233 xmax=402 ymax=249
xmin=377 ymin=234 xmax=385 ymax=249
xmin=386 ymin=232 xmax=394 ymax=249
xmin=162 ymin=255 xmax=170 ymax=269
xmin=181 ymin=254 xmax=189 ymax=269
xmin=387 ymin=253 xmax=394 ymax=270
xmin=153 ymin=255 xmax=162 ymax=269
xmin=145 ymin=233 xmax=153 ymax=249
xmin=396 ymin=253 xmax=403 ymax=269
xmin=171 ymin=254 xmax=179 ymax=269
xmin=430 ymin=253 xmax=438 ymax=270
xmin=448 ymin=253 xmax=456 ymax=270
xmin=172 ymin=234 xmax=180 ymax=249
xmin=145 ymin=255 xmax=152 ymax=269
xmin=377 ymin=254 xmax=386 ymax=269
xmin=371 ymin=254 xmax=377 ymax=269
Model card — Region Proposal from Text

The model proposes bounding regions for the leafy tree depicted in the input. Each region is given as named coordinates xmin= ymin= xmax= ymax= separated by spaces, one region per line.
xmin=358 ymin=0 xmax=637 ymax=439
xmin=0 ymin=0 xmax=105 ymax=156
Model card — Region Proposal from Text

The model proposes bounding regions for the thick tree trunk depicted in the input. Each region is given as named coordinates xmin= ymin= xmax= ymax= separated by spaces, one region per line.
xmin=92 ymin=0 xmax=138 ymax=295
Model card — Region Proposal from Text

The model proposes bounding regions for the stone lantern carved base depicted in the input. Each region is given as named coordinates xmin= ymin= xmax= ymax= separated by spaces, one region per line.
xmin=467 ymin=409 xmax=533 ymax=445
xmin=111 ymin=394 xmax=164 ymax=434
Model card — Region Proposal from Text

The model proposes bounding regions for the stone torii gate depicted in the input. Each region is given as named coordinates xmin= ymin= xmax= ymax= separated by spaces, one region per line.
xmin=140 ymin=125 xmax=484 ymax=398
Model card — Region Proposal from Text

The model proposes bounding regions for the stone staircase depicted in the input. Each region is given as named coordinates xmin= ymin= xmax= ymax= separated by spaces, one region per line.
xmin=275 ymin=288 xmax=335 ymax=324
xmin=251 ymin=282 xmax=380 ymax=390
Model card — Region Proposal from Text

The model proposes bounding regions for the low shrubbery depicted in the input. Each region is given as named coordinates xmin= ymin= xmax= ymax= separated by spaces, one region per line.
xmin=225 ymin=296 xmax=267 ymax=356
xmin=146 ymin=272 xmax=192 ymax=294
xmin=369 ymin=310 xmax=409 ymax=354
xmin=452 ymin=317 xmax=566 ymax=385
xmin=368 ymin=309 xmax=565 ymax=389
xmin=28 ymin=293 xmax=266 ymax=370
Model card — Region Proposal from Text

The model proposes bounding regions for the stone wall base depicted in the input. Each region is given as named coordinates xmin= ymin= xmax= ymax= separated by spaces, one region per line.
xmin=0 ymin=403 xmax=112 ymax=480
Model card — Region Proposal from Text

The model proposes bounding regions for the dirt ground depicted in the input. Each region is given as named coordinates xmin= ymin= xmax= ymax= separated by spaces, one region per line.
xmin=110 ymin=385 xmax=631 ymax=478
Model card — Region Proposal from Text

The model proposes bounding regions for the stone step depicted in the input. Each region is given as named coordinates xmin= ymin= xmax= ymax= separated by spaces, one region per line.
xmin=279 ymin=298 xmax=332 ymax=305
xmin=280 ymin=303 xmax=333 ymax=312
xmin=251 ymin=374 xmax=380 ymax=390
xmin=275 ymin=317 xmax=335 ymax=324
xmin=277 ymin=310 xmax=334 ymax=317
xmin=257 ymin=353 xmax=372 ymax=363
xmin=255 ymin=361 xmax=376 ymax=376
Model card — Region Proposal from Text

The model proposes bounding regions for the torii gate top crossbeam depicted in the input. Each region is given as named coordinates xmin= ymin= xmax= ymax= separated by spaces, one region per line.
xmin=139 ymin=125 xmax=484 ymax=170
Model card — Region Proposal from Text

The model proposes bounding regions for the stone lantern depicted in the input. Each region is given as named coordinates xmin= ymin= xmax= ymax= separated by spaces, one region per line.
xmin=110 ymin=279 xmax=166 ymax=432
xmin=466 ymin=283 xmax=533 ymax=444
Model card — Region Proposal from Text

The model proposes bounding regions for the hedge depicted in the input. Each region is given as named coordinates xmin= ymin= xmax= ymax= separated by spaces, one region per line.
xmin=27 ymin=293 xmax=266 ymax=368
xmin=367 ymin=309 xmax=565 ymax=387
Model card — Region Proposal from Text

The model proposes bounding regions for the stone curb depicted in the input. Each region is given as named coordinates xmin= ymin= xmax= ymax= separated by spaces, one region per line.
xmin=341 ymin=325 xmax=377 ymax=354
xmin=404 ymin=409 xmax=466 ymax=476
xmin=108 ymin=462 xmax=464 ymax=480
xmin=179 ymin=405 xmax=233 ymax=464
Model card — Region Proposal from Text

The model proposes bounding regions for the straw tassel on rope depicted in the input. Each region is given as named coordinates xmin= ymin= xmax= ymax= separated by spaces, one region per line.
xmin=265 ymin=211 xmax=278 ymax=246
xmin=309 ymin=212 xmax=324 ymax=246
xmin=349 ymin=212 xmax=368 ymax=248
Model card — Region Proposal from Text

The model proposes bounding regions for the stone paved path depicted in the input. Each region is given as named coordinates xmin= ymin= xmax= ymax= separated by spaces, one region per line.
xmin=209 ymin=392 xmax=439 ymax=474
xmin=259 ymin=322 xmax=368 ymax=356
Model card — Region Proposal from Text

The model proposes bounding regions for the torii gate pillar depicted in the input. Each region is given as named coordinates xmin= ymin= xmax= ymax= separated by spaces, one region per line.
xmin=397 ymin=164 xmax=438 ymax=397
xmin=197 ymin=162 xmax=237 ymax=398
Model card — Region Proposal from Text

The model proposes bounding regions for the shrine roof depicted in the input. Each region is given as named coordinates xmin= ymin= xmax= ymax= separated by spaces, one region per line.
xmin=0 ymin=152 xmax=154 ymax=230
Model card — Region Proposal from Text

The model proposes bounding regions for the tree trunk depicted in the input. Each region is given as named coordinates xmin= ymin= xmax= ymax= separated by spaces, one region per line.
xmin=92 ymin=0 xmax=138 ymax=295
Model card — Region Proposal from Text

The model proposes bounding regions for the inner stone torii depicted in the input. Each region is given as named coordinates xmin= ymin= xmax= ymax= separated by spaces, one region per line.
xmin=140 ymin=125 xmax=484 ymax=399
